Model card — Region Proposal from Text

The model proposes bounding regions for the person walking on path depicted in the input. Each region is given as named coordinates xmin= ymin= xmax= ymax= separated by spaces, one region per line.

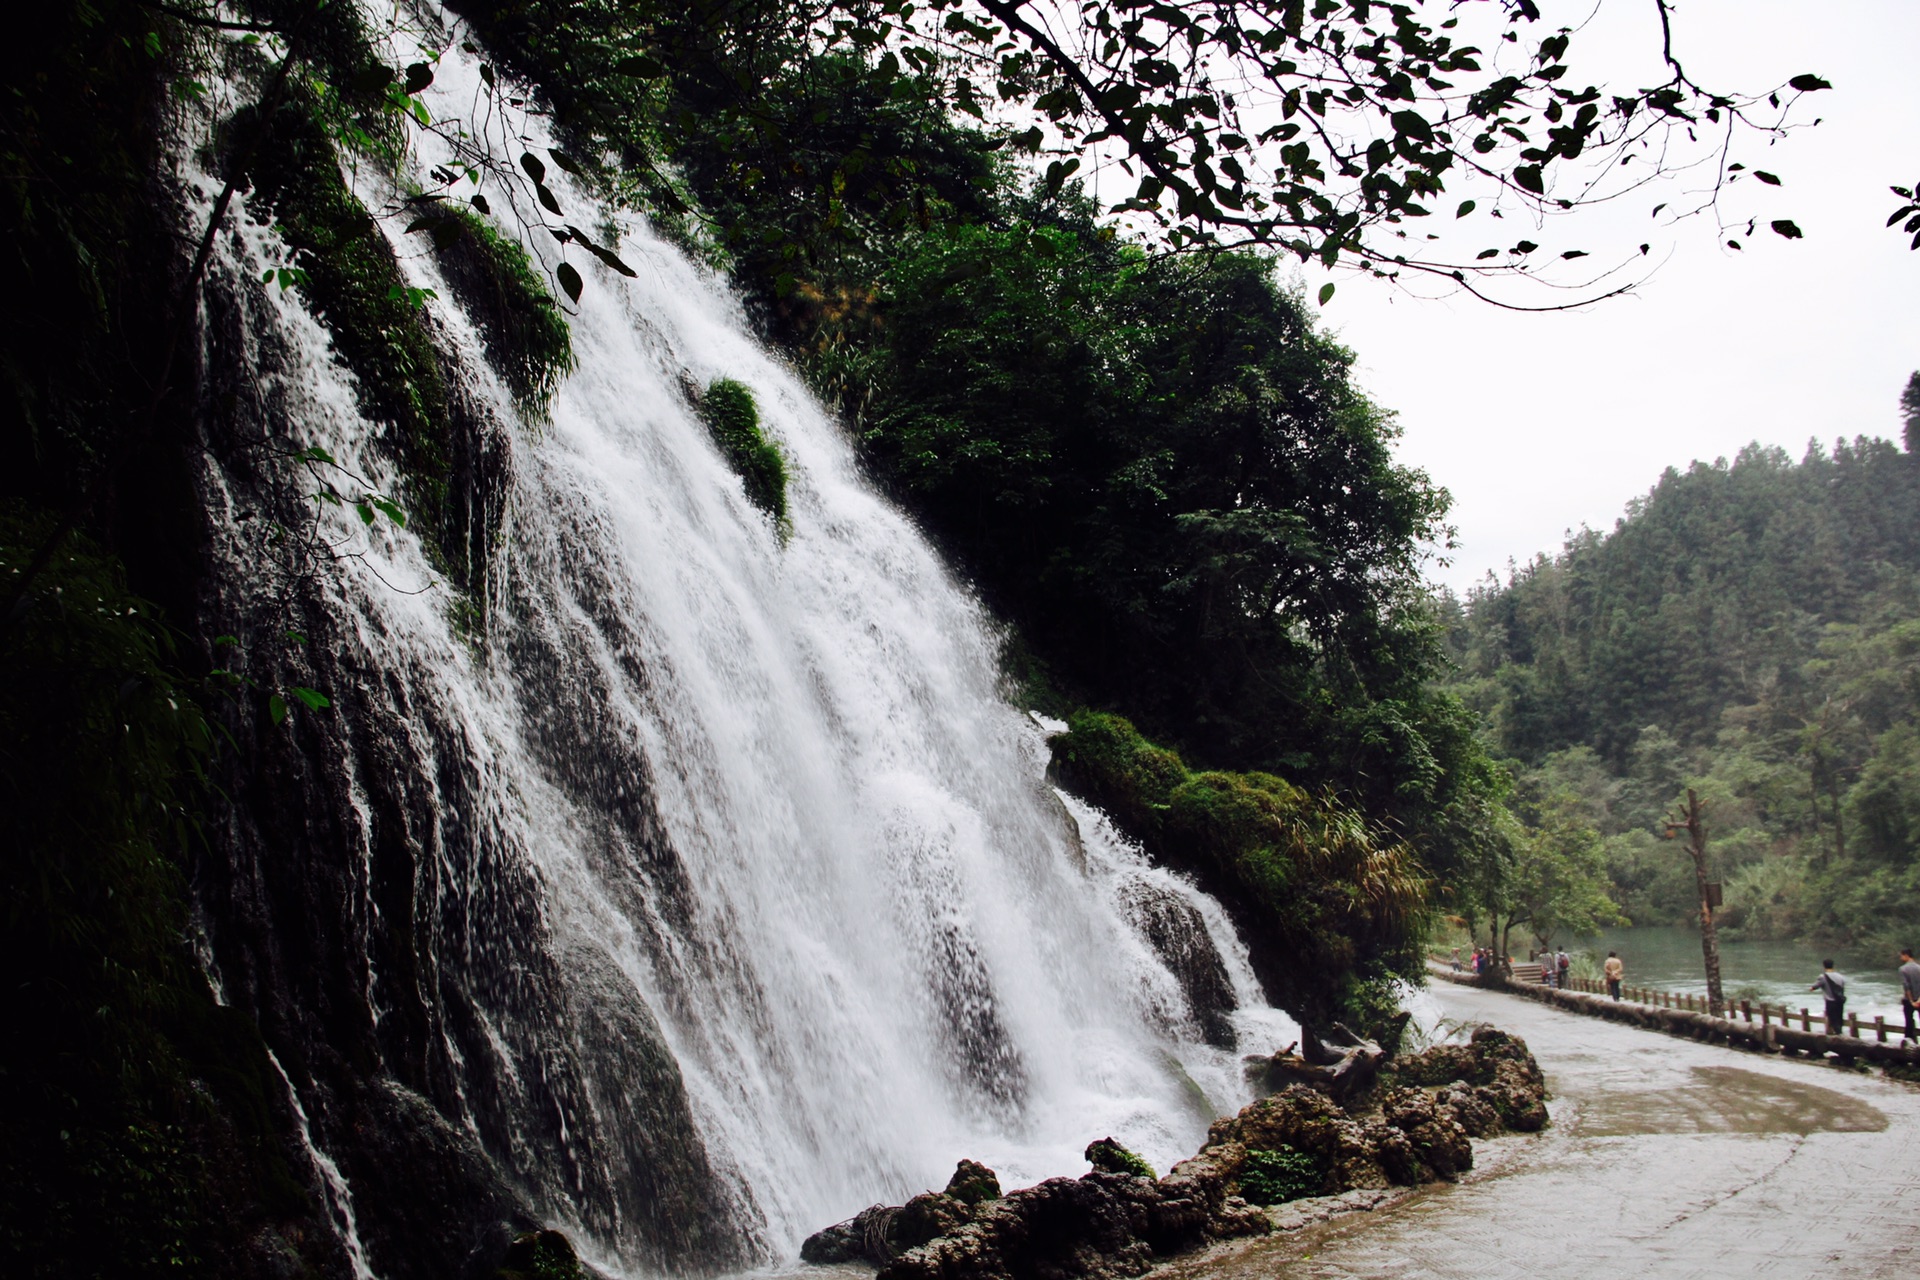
xmin=1604 ymin=951 xmax=1624 ymax=1001
xmin=1901 ymin=947 xmax=1920 ymax=1045
xmin=1811 ymin=959 xmax=1847 ymax=1035
xmin=1556 ymin=950 xmax=1571 ymax=991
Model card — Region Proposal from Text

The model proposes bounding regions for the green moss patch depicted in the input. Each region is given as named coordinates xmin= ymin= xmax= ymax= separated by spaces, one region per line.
xmin=424 ymin=207 xmax=574 ymax=419
xmin=698 ymin=378 xmax=788 ymax=526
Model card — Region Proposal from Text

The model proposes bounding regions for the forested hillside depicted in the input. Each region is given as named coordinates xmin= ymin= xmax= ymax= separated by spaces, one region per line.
xmin=1445 ymin=381 xmax=1920 ymax=950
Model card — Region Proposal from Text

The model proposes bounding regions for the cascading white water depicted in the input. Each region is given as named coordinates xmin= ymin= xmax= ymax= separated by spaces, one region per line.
xmin=196 ymin=6 xmax=1302 ymax=1272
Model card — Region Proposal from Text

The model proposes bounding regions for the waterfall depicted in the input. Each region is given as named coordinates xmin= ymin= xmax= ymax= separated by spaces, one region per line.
xmin=185 ymin=8 xmax=1301 ymax=1275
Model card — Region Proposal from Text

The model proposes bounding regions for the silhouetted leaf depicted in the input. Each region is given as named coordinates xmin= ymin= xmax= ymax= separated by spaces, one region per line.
xmin=1787 ymin=74 xmax=1832 ymax=92
xmin=1770 ymin=219 xmax=1803 ymax=239
xmin=556 ymin=261 xmax=583 ymax=302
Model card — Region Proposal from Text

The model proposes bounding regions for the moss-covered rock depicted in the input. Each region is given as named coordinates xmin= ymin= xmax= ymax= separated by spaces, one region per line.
xmin=698 ymin=377 xmax=788 ymax=526
xmin=1085 ymin=1137 xmax=1155 ymax=1180
xmin=944 ymin=1159 xmax=1002 ymax=1206
xmin=233 ymin=100 xmax=509 ymax=595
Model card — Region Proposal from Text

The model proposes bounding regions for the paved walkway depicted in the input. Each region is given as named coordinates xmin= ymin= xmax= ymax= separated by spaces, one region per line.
xmin=1166 ymin=982 xmax=1920 ymax=1280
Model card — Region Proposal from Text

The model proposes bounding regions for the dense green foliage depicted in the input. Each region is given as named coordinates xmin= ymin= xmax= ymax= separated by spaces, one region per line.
xmin=698 ymin=378 xmax=788 ymax=524
xmin=1052 ymin=712 xmax=1426 ymax=1036
xmin=1446 ymin=427 xmax=1920 ymax=949
xmin=1236 ymin=1146 xmax=1324 ymax=1206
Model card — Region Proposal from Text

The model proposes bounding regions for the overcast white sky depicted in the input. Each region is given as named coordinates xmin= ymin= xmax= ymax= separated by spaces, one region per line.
xmin=1291 ymin=1 xmax=1920 ymax=594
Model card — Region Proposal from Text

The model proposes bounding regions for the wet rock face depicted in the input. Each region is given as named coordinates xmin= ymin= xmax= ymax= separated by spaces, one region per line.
xmin=1117 ymin=879 xmax=1238 ymax=1048
xmin=801 ymin=1025 xmax=1550 ymax=1280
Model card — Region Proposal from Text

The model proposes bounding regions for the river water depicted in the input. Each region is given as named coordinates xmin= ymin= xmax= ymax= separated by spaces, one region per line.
xmin=1571 ymin=926 xmax=1912 ymax=1029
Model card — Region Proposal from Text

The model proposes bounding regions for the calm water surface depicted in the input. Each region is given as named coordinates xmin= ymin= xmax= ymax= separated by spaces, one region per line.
xmin=1570 ymin=924 xmax=1912 ymax=1027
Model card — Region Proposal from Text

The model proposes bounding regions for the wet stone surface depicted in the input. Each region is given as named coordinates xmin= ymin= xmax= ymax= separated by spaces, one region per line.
xmin=1159 ymin=983 xmax=1920 ymax=1280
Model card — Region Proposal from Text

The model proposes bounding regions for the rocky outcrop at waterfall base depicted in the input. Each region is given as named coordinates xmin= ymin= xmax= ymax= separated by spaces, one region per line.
xmin=801 ymin=1027 xmax=1547 ymax=1280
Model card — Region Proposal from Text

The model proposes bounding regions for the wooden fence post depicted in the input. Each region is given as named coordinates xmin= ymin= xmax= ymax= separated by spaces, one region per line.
xmin=1877 ymin=1015 xmax=1888 ymax=1044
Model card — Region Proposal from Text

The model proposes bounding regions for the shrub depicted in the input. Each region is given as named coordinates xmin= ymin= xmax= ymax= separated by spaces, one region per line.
xmin=1236 ymin=1146 xmax=1324 ymax=1205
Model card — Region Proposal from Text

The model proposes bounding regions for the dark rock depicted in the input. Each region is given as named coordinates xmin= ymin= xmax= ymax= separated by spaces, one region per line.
xmin=879 ymin=1176 xmax=1153 ymax=1280
xmin=1376 ymin=1087 xmax=1473 ymax=1180
xmin=1433 ymin=1085 xmax=1500 ymax=1138
xmin=1382 ymin=1043 xmax=1480 ymax=1088
xmin=893 ymin=1194 xmax=973 ymax=1252
xmin=1485 ymin=1060 xmax=1551 ymax=1132
xmin=801 ymin=1205 xmax=899 ymax=1266
xmin=497 ymin=1229 xmax=583 ymax=1280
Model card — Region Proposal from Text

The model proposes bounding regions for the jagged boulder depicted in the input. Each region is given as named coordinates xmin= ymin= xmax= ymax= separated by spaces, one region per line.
xmin=1375 ymin=1087 xmax=1473 ymax=1180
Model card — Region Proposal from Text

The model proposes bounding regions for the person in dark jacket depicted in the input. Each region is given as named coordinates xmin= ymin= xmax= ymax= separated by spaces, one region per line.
xmin=1810 ymin=959 xmax=1846 ymax=1036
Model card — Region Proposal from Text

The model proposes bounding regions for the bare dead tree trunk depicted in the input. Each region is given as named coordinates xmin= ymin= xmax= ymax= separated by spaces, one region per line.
xmin=1666 ymin=787 xmax=1725 ymax=1016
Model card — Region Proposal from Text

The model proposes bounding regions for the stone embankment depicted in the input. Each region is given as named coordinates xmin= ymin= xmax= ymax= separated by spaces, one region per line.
xmin=1429 ymin=962 xmax=1920 ymax=1068
xmin=800 ymin=1029 xmax=1549 ymax=1280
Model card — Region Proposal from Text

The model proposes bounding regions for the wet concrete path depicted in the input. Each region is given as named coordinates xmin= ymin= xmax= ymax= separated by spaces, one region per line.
xmin=1167 ymin=982 xmax=1920 ymax=1280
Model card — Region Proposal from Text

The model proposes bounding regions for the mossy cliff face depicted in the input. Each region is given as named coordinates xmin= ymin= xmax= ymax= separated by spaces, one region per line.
xmin=1049 ymin=712 xmax=1427 ymax=1040
xmin=1 ymin=4 xmax=742 ymax=1274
